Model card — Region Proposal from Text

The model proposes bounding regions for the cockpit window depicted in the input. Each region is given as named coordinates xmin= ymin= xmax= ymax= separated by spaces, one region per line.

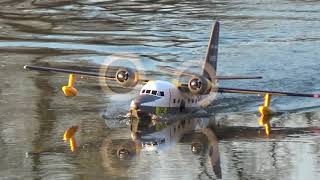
xmin=151 ymin=90 xmax=157 ymax=95
xmin=160 ymin=91 xmax=164 ymax=96
xmin=142 ymin=89 xmax=164 ymax=96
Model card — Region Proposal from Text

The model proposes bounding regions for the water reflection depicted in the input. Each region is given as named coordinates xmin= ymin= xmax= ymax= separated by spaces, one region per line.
xmin=101 ymin=116 xmax=222 ymax=179
xmin=98 ymin=115 xmax=320 ymax=179
xmin=63 ymin=126 xmax=79 ymax=152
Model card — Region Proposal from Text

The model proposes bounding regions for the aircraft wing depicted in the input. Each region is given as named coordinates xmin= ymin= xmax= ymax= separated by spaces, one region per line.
xmin=24 ymin=65 xmax=149 ymax=83
xmin=24 ymin=65 xmax=114 ymax=79
xmin=24 ymin=64 xmax=150 ymax=96
xmin=217 ymin=87 xmax=320 ymax=98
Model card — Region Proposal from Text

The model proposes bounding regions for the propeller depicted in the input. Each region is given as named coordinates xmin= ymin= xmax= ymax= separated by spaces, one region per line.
xmin=166 ymin=60 xmax=219 ymax=108
xmin=98 ymin=54 xmax=144 ymax=101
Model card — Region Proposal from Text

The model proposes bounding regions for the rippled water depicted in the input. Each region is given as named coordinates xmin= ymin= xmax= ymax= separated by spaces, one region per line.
xmin=1 ymin=0 xmax=320 ymax=179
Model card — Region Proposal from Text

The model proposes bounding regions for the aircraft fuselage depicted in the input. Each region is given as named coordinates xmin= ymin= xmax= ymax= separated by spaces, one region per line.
xmin=130 ymin=80 xmax=205 ymax=121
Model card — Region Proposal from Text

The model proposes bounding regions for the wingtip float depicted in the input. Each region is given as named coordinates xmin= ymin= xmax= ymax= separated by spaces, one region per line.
xmin=62 ymin=74 xmax=78 ymax=97
xmin=259 ymin=94 xmax=273 ymax=136
xmin=63 ymin=126 xmax=79 ymax=152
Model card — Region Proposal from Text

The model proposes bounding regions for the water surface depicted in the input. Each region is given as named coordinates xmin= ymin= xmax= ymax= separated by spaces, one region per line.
xmin=1 ymin=0 xmax=320 ymax=179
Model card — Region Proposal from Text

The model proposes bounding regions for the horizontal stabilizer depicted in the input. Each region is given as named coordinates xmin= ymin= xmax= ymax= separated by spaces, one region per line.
xmin=217 ymin=87 xmax=320 ymax=98
xmin=215 ymin=76 xmax=262 ymax=80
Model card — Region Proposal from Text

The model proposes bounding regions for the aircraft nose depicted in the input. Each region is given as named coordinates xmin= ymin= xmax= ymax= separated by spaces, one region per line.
xmin=130 ymin=100 xmax=139 ymax=110
xmin=131 ymin=95 xmax=161 ymax=110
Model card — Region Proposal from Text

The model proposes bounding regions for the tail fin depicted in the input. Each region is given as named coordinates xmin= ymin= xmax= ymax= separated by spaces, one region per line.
xmin=202 ymin=21 xmax=219 ymax=81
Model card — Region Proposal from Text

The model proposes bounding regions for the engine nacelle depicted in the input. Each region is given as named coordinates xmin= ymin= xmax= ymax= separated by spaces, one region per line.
xmin=115 ymin=68 xmax=139 ymax=87
xmin=188 ymin=76 xmax=212 ymax=95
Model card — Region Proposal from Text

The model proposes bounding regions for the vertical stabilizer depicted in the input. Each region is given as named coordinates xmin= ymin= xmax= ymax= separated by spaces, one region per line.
xmin=202 ymin=21 xmax=219 ymax=81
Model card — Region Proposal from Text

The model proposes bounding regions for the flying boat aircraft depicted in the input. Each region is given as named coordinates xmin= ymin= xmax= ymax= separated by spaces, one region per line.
xmin=24 ymin=21 xmax=320 ymax=135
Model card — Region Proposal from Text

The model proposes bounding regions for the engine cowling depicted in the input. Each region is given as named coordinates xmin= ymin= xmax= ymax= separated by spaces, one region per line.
xmin=188 ymin=76 xmax=212 ymax=95
xmin=115 ymin=68 xmax=139 ymax=87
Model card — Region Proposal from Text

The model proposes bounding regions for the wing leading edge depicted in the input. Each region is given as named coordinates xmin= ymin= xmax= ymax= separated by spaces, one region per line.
xmin=24 ymin=65 xmax=114 ymax=79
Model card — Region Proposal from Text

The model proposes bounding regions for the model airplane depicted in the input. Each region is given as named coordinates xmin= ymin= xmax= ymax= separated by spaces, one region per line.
xmin=24 ymin=21 xmax=320 ymax=135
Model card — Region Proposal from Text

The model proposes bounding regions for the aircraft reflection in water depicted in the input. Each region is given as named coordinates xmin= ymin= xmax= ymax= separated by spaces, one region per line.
xmin=60 ymin=114 xmax=320 ymax=179
xmin=100 ymin=116 xmax=222 ymax=178
xmin=98 ymin=115 xmax=320 ymax=179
